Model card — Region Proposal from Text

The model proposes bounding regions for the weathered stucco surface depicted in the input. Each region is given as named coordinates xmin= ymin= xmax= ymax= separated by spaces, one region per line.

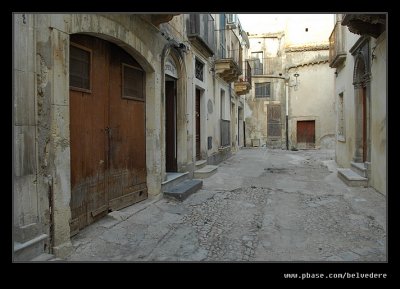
xmin=334 ymin=25 xmax=386 ymax=195
xmin=14 ymin=13 xmax=248 ymax=259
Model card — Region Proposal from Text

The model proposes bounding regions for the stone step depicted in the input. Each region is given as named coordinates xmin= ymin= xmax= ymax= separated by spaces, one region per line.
xmin=194 ymin=165 xmax=218 ymax=179
xmin=31 ymin=253 xmax=56 ymax=261
xmin=14 ymin=234 xmax=48 ymax=261
xmin=195 ymin=160 xmax=207 ymax=170
xmin=164 ymin=179 xmax=203 ymax=201
xmin=351 ymin=162 xmax=367 ymax=177
xmin=337 ymin=168 xmax=368 ymax=187
xmin=161 ymin=172 xmax=189 ymax=192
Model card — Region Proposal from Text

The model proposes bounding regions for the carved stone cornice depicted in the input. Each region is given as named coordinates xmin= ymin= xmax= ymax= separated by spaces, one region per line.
xmin=342 ymin=14 xmax=386 ymax=38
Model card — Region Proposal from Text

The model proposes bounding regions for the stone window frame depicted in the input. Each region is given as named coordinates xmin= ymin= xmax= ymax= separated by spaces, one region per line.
xmin=337 ymin=92 xmax=346 ymax=142
xmin=255 ymin=82 xmax=271 ymax=98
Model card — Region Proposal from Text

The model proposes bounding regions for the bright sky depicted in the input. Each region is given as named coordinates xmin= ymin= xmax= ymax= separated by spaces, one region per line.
xmin=238 ymin=14 xmax=334 ymax=35
xmin=238 ymin=14 xmax=334 ymax=46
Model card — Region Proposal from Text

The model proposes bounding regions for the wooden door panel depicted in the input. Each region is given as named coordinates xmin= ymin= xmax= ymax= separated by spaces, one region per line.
xmin=107 ymin=43 xmax=147 ymax=210
xmin=70 ymin=35 xmax=147 ymax=232
xmin=267 ymin=105 xmax=281 ymax=138
xmin=297 ymin=120 xmax=315 ymax=148
xmin=70 ymin=35 xmax=108 ymax=233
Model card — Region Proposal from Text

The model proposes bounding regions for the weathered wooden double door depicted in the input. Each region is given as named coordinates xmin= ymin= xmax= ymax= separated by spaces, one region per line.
xmin=69 ymin=34 xmax=147 ymax=235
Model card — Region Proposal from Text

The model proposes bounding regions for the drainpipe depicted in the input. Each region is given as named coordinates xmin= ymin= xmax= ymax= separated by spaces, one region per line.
xmin=285 ymin=81 xmax=289 ymax=150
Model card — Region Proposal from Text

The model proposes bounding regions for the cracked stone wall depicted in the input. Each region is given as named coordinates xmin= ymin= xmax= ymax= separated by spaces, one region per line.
xmin=13 ymin=13 xmax=178 ymax=258
xmin=335 ymin=28 xmax=386 ymax=195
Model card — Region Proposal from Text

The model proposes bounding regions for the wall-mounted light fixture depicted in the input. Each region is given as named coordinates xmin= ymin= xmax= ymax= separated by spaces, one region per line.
xmin=293 ymin=73 xmax=300 ymax=90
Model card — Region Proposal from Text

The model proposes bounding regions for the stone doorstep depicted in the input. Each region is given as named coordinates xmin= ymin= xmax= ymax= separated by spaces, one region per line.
xmin=337 ymin=168 xmax=368 ymax=187
xmin=31 ymin=253 xmax=55 ymax=261
xmin=161 ymin=172 xmax=190 ymax=192
xmin=14 ymin=234 xmax=48 ymax=261
xmin=195 ymin=159 xmax=207 ymax=170
xmin=194 ymin=165 xmax=218 ymax=179
xmin=351 ymin=161 xmax=367 ymax=177
xmin=163 ymin=179 xmax=203 ymax=201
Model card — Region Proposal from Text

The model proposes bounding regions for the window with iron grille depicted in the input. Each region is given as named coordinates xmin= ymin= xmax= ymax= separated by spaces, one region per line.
xmin=255 ymin=82 xmax=271 ymax=98
xmin=337 ymin=92 xmax=345 ymax=140
xmin=70 ymin=43 xmax=91 ymax=92
xmin=195 ymin=58 xmax=204 ymax=81
xmin=122 ymin=63 xmax=145 ymax=101
xmin=251 ymin=51 xmax=263 ymax=75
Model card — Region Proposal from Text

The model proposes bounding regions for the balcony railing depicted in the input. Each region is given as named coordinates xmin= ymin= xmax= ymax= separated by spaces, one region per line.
xmin=243 ymin=60 xmax=251 ymax=84
xmin=248 ymin=57 xmax=282 ymax=76
xmin=187 ymin=14 xmax=215 ymax=57
xmin=329 ymin=21 xmax=346 ymax=68
xmin=234 ymin=61 xmax=252 ymax=95
xmin=220 ymin=119 xmax=231 ymax=147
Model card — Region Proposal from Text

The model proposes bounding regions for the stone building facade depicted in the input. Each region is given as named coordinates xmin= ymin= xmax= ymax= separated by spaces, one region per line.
xmin=13 ymin=13 xmax=250 ymax=260
xmin=329 ymin=14 xmax=387 ymax=195
xmin=244 ymin=15 xmax=336 ymax=150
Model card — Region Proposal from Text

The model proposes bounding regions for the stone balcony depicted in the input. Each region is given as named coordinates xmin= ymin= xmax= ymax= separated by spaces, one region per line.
xmin=234 ymin=80 xmax=251 ymax=95
xmin=215 ymin=59 xmax=241 ymax=83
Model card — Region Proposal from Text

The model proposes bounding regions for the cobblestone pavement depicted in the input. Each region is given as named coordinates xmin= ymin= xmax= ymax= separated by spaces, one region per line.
xmin=65 ymin=148 xmax=386 ymax=262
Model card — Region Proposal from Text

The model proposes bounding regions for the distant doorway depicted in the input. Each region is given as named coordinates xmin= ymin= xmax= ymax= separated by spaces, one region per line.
xmin=297 ymin=120 xmax=315 ymax=149
xmin=165 ymin=77 xmax=177 ymax=172
xmin=195 ymin=89 xmax=201 ymax=160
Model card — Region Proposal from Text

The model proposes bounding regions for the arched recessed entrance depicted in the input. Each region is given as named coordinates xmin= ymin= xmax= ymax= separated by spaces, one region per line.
xmin=353 ymin=51 xmax=371 ymax=163
xmin=69 ymin=34 xmax=147 ymax=234
xmin=163 ymin=48 xmax=187 ymax=175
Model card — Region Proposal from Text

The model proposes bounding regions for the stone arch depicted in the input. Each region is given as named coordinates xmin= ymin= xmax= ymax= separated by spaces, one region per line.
xmin=352 ymin=48 xmax=371 ymax=163
xmin=161 ymin=44 xmax=188 ymax=178
xmin=353 ymin=52 xmax=370 ymax=87
xmin=50 ymin=14 xmax=160 ymax=256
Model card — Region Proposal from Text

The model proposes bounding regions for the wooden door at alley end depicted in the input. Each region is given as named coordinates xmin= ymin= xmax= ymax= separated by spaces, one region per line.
xmin=69 ymin=34 xmax=147 ymax=235
xmin=297 ymin=120 xmax=315 ymax=149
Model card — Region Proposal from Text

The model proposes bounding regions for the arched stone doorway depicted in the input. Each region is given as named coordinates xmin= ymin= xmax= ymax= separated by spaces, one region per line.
xmin=69 ymin=33 xmax=148 ymax=234
xmin=162 ymin=46 xmax=187 ymax=176
xmin=352 ymin=40 xmax=371 ymax=163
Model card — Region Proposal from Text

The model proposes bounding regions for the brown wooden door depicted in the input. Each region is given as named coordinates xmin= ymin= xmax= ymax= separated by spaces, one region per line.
xmin=267 ymin=105 xmax=282 ymax=138
xmin=69 ymin=34 xmax=147 ymax=234
xmin=362 ymin=87 xmax=367 ymax=162
xmin=297 ymin=120 xmax=315 ymax=149
xmin=107 ymin=44 xmax=147 ymax=211
xmin=195 ymin=89 xmax=201 ymax=160
xmin=165 ymin=80 xmax=177 ymax=172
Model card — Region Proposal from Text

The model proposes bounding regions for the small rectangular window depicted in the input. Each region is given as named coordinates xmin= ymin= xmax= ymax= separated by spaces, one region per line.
xmin=255 ymin=82 xmax=271 ymax=98
xmin=195 ymin=58 xmax=204 ymax=81
xmin=70 ymin=43 xmax=91 ymax=92
xmin=122 ymin=63 xmax=145 ymax=101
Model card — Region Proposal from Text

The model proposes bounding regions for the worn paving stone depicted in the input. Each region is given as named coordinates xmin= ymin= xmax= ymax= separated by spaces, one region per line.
xmin=65 ymin=149 xmax=386 ymax=262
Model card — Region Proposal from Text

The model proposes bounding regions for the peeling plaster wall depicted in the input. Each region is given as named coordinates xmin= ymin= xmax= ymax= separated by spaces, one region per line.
xmin=288 ymin=62 xmax=335 ymax=149
xmin=245 ymin=15 xmax=335 ymax=150
xmin=369 ymin=33 xmax=386 ymax=195
xmin=13 ymin=13 xmax=51 ymax=261
xmin=334 ymin=27 xmax=386 ymax=195
xmin=14 ymin=13 xmax=172 ymax=259
xmin=334 ymin=31 xmax=359 ymax=168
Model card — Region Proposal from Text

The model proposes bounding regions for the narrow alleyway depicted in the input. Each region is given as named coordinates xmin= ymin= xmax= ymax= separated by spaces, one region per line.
xmin=65 ymin=148 xmax=386 ymax=262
